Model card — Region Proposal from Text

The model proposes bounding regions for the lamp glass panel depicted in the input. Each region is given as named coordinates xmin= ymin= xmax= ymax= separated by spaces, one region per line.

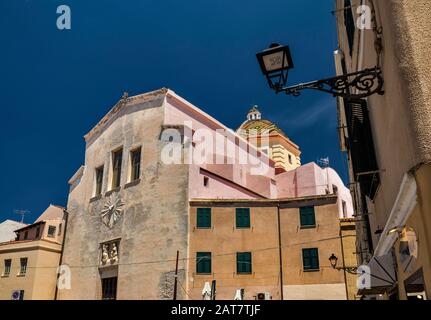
xmin=262 ymin=51 xmax=288 ymax=72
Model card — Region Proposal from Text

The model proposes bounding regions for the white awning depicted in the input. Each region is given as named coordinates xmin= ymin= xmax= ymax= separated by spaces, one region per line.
xmin=358 ymin=253 xmax=397 ymax=295
xmin=202 ymin=282 xmax=211 ymax=300
xmin=373 ymin=172 xmax=417 ymax=257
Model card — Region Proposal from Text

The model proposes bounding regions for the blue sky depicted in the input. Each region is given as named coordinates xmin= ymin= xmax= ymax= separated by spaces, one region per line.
xmin=0 ymin=0 xmax=347 ymax=223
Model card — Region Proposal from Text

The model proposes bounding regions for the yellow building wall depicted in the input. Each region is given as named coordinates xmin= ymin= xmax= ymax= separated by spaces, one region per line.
xmin=280 ymin=203 xmax=347 ymax=300
xmin=0 ymin=241 xmax=61 ymax=300
xmin=340 ymin=219 xmax=359 ymax=300
xmin=188 ymin=206 xmax=281 ymax=300
xmin=188 ymin=198 xmax=349 ymax=300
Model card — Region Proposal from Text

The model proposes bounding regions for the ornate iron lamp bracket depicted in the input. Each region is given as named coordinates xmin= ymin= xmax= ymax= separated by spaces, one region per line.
xmin=336 ymin=266 xmax=358 ymax=275
xmin=276 ymin=67 xmax=384 ymax=99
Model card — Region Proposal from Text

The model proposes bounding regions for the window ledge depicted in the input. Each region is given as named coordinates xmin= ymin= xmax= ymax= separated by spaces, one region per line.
xmin=90 ymin=194 xmax=102 ymax=203
xmin=236 ymin=272 xmax=253 ymax=275
xmin=196 ymin=273 xmax=212 ymax=276
xmin=17 ymin=274 xmax=26 ymax=277
xmin=300 ymin=225 xmax=316 ymax=229
xmin=105 ymin=187 xmax=121 ymax=197
xmin=1 ymin=274 xmax=10 ymax=278
xmin=124 ymin=179 xmax=140 ymax=189
xmin=196 ymin=227 xmax=212 ymax=230
xmin=303 ymin=269 xmax=320 ymax=273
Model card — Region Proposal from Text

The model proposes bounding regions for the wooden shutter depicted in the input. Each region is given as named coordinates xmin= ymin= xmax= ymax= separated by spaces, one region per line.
xmin=197 ymin=208 xmax=211 ymax=228
xmin=300 ymin=207 xmax=316 ymax=227
xmin=345 ymin=98 xmax=380 ymax=199
xmin=236 ymin=208 xmax=250 ymax=228
xmin=197 ymin=252 xmax=211 ymax=274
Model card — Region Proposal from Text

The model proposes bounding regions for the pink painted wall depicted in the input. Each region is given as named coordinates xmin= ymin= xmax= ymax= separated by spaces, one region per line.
xmin=276 ymin=162 xmax=354 ymax=218
xmin=163 ymin=90 xmax=353 ymax=217
xmin=163 ymin=92 xmax=275 ymax=200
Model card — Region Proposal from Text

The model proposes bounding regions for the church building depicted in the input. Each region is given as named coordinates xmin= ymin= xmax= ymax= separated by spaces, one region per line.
xmin=55 ymin=88 xmax=355 ymax=300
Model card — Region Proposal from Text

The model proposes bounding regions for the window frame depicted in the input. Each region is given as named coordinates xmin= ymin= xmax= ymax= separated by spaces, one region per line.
xmin=19 ymin=258 xmax=28 ymax=276
xmin=236 ymin=252 xmax=252 ymax=274
xmin=101 ymin=277 xmax=118 ymax=300
xmin=196 ymin=208 xmax=211 ymax=229
xmin=129 ymin=147 xmax=142 ymax=182
xmin=299 ymin=206 xmax=316 ymax=228
xmin=236 ymin=208 xmax=251 ymax=229
xmin=196 ymin=252 xmax=212 ymax=274
xmin=111 ymin=148 xmax=123 ymax=189
xmin=94 ymin=165 xmax=104 ymax=196
xmin=47 ymin=225 xmax=56 ymax=238
xmin=302 ymin=248 xmax=320 ymax=272
xmin=3 ymin=259 xmax=11 ymax=276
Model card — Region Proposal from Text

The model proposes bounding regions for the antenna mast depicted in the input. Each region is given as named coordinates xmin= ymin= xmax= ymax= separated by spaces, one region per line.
xmin=14 ymin=209 xmax=30 ymax=223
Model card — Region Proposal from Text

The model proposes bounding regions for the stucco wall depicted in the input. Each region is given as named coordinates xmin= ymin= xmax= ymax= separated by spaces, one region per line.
xmin=58 ymin=94 xmax=189 ymax=299
xmin=276 ymin=163 xmax=353 ymax=218
xmin=281 ymin=203 xmax=346 ymax=291
xmin=0 ymin=240 xmax=61 ymax=300
xmin=188 ymin=206 xmax=281 ymax=300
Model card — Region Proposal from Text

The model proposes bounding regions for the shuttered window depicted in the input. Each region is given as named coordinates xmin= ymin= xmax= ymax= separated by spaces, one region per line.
xmin=237 ymin=252 xmax=252 ymax=274
xmin=302 ymin=248 xmax=319 ymax=271
xmin=196 ymin=252 xmax=211 ymax=274
xmin=345 ymin=98 xmax=380 ymax=199
xmin=236 ymin=208 xmax=250 ymax=228
xmin=344 ymin=0 xmax=355 ymax=56
xmin=300 ymin=206 xmax=316 ymax=228
xmin=197 ymin=208 xmax=211 ymax=228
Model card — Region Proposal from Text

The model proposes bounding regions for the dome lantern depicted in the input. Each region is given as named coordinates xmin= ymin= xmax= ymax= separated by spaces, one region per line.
xmin=247 ymin=105 xmax=262 ymax=121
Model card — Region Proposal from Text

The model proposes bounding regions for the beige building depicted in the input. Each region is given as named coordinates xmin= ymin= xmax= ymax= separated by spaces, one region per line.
xmin=335 ymin=0 xmax=431 ymax=299
xmin=237 ymin=106 xmax=301 ymax=172
xmin=188 ymin=195 xmax=356 ymax=300
xmin=0 ymin=205 xmax=65 ymax=300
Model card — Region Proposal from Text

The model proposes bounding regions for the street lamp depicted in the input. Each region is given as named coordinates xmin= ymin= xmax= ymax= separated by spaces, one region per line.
xmin=329 ymin=253 xmax=338 ymax=269
xmin=256 ymin=43 xmax=384 ymax=99
xmin=256 ymin=43 xmax=294 ymax=91
xmin=328 ymin=253 xmax=358 ymax=275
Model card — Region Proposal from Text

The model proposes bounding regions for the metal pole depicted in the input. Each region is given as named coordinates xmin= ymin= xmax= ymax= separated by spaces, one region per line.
xmin=173 ymin=250 xmax=179 ymax=300
xmin=211 ymin=280 xmax=216 ymax=300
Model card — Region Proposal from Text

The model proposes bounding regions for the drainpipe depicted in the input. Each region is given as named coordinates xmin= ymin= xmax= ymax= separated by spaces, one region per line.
xmin=277 ymin=204 xmax=284 ymax=300
xmin=339 ymin=220 xmax=349 ymax=300
xmin=54 ymin=209 xmax=69 ymax=300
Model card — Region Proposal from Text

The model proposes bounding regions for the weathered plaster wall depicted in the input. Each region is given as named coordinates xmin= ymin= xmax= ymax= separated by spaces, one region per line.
xmin=58 ymin=94 xmax=189 ymax=299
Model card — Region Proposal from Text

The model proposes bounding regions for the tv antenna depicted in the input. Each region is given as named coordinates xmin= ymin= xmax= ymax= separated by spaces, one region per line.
xmin=14 ymin=209 xmax=30 ymax=223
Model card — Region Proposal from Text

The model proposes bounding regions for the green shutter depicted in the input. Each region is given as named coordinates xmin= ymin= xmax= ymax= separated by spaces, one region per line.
xmin=237 ymin=252 xmax=252 ymax=274
xmin=300 ymin=206 xmax=316 ymax=227
xmin=196 ymin=252 xmax=211 ymax=274
xmin=197 ymin=208 xmax=211 ymax=228
xmin=236 ymin=208 xmax=250 ymax=228
xmin=303 ymin=248 xmax=319 ymax=271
